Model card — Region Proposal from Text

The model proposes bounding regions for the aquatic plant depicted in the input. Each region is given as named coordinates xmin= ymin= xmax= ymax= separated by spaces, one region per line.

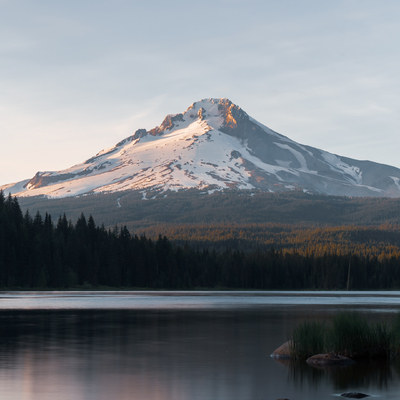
xmin=371 ymin=321 xmax=393 ymax=358
xmin=290 ymin=312 xmax=397 ymax=360
xmin=390 ymin=313 xmax=400 ymax=355
xmin=328 ymin=312 xmax=371 ymax=358
xmin=289 ymin=320 xmax=326 ymax=360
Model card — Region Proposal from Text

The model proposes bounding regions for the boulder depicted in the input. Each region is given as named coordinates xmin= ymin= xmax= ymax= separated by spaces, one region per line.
xmin=271 ymin=341 xmax=291 ymax=359
xmin=341 ymin=393 xmax=369 ymax=398
xmin=306 ymin=352 xmax=355 ymax=366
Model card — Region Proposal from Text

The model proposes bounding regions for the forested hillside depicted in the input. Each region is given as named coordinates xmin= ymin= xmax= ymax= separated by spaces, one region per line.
xmin=140 ymin=223 xmax=400 ymax=256
xmin=18 ymin=189 xmax=400 ymax=230
xmin=1 ymin=191 xmax=400 ymax=290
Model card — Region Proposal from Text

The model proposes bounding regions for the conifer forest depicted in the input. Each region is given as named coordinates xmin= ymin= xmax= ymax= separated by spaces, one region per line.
xmin=1 ymin=191 xmax=400 ymax=290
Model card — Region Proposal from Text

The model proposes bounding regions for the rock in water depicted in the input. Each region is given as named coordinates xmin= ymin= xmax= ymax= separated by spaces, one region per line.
xmin=270 ymin=341 xmax=291 ymax=359
xmin=341 ymin=392 xmax=369 ymax=398
xmin=306 ymin=352 xmax=355 ymax=366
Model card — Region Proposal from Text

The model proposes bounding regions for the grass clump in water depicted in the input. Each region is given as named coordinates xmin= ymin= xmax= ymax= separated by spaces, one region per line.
xmin=289 ymin=311 xmax=396 ymax=360
xmin=390 ymin=313 xmax=400 ymax=355
xmin=328 ymin=312 xmax=371 ymax=358
xmin=289 ymin=320 xmax=326 ymax=360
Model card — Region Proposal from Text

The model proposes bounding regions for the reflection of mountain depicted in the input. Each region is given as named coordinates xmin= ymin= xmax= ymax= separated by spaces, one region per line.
xmin=2 ymin=98 xmax=400 ymax=198
xmin=275 ymin=358 xmax=395 ymax=390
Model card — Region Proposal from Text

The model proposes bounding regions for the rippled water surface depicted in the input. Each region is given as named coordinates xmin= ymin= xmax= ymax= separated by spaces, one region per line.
xmin=1 ymin=291 xmax=400 ymax=400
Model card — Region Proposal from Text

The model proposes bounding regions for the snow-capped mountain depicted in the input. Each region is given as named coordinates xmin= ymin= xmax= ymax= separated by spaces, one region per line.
xmin=2 ymin=98 xmax=400 ymax=198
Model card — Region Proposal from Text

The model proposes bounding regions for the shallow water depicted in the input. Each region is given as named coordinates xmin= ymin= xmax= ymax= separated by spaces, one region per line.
xmin=0 ymin=291 xmax=399 ymax=399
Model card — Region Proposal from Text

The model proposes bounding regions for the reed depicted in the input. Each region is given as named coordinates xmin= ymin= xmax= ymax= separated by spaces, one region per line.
xmin=328 ymin=312 xmax=371 ymax=358
xmin=390 ymin=313 xmax=400 ymax=355
xmin=371 ymin=321 xmax=393 ymax=358
xmin=290 ymin=312 xmax=396 ymax=360
xmin=289 ymin=320 xmax=326 ymax=360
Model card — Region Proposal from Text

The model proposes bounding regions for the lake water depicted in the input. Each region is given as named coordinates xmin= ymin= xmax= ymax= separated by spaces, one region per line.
xmin=1 ymin=291 xmax=400 ymax=400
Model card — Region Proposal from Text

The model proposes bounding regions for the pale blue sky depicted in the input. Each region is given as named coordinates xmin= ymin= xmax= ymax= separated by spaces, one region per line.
xmin=1 ymin=0 xmax=400 ymax=185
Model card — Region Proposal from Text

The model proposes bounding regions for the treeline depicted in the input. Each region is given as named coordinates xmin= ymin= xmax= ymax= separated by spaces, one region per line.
xmin=1 ymin=192 xmax=400 ymax=290
xmin=18 ymin=188 xmax=400 ymax=231
xmin=140 ymin=223 xmax=400 ymax=257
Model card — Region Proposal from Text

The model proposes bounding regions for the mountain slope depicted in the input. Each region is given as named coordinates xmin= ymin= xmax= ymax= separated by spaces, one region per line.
xmin=2 ymin=98 xmax=400 ymax=198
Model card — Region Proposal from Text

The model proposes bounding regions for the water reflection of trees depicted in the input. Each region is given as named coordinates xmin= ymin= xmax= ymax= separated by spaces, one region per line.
xmin=274 ymin=358 xmax=397 ymax=390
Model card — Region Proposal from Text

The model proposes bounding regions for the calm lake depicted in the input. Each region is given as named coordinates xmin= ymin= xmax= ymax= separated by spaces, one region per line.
xmin=1 ymin=291 xmax=400 ymax=400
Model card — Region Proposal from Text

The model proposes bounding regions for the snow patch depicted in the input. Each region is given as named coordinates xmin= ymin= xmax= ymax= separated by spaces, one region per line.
xmin=276 ymin=160 xmax=292 ymax=168
xmin=390 ymin=177 xmax=400 ymax=191
xmin=321 ymin=153 xmax=362 ymax=184
xmin=274 ymin=142 xmax=317 ymax=174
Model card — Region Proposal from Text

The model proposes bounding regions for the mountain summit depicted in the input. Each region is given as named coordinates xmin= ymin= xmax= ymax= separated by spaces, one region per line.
xmin=2 ymin=98 xmax=400 ymax=198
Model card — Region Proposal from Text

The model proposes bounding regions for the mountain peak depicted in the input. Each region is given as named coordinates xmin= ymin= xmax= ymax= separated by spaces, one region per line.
xmin=144 ymin=98 xmax=250 ymax=138
xmin=2 ymin=98 xmax=400 ymax=199
xmin=127 ymin=98 xmax=248 ymax=139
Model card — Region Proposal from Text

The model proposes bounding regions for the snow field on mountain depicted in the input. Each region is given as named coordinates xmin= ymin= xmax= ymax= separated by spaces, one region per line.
xmin=391 ymin=177 xmax=400 ymax=191
xmin=274 ymin=142 xmax=317 ymax=174
xmin=321 ymin=152 xmax=362 ymax=184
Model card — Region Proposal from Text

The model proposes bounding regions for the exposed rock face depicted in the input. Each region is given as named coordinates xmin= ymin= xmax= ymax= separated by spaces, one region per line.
xmin=218 ymin=98 xmax=249 ymax=132
xmin=270 ymin=341 xmax=292 ymax=359
xmin=148 ymin=114 xmax=185 ymax=136
xmin=197 ymin=107 xmax=206 ymax=120
xmin=24 ymin=169 xmax=96 ymax=189
xmin=306 ymin=352 xmax=355 ymax=366
xmin=132 ymin=129 xmax=147 ymax=140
